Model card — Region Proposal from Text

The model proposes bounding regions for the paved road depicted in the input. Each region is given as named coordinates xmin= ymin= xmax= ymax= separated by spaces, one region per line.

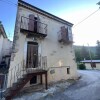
xmin=14 ymin=70 xmax=100 ymax=100
xmin=44 ymin=70 xmax=100 ymax=100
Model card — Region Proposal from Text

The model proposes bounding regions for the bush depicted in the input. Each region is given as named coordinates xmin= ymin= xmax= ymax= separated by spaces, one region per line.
xmin=78 ymin=63 xmax=86 ymax=70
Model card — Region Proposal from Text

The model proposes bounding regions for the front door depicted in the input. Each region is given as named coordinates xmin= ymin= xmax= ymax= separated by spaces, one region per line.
xmin=27 ymin=42 xmax=38 ymax=84
xmin=27 ymin=42 xmax=38 ymax=68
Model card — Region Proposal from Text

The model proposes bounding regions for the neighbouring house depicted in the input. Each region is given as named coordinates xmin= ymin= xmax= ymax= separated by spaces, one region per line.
xmin=0 ymin=74 xmax=7 ymax=91
xmin=81 ymin=60 xmax=100 ymax=70
xmin=0 ymin=22 xmax=12 ymax=91
xmin=5 ymin=0 xmax=78 ymax=99
xmin=0 ymin=22 xmax=12 ymax=68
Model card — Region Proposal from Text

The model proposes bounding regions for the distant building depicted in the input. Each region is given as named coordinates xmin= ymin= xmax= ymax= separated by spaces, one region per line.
xmin=0 ymin=22 xmax=12 ymax=65
xmin=0 ymin=22 xmax=12 ymax=91
xmin=81 ymin=60 xmax=100 ymax=70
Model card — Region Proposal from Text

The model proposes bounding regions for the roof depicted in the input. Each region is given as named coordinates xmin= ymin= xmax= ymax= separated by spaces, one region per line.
xmin=18 ymin=0 xmax=73 ymax=27
xmin=0 ymin=22 xmax=7 ymax=38
xmin=81 ymin=60 xmax=100 ymax=63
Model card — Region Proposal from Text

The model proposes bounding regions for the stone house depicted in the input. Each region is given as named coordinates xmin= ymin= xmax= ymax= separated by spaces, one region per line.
xmin=0 ymin=22 xmax=12 ymax=91
xmin=5 ymin=0 xmax=78 ymax=99
xmin=0 ymin=22 xmax=12 ymax=64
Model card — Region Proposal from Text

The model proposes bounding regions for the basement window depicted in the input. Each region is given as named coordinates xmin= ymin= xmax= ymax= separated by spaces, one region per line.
xmin=67 ymin=68 xmax=70 ymax=74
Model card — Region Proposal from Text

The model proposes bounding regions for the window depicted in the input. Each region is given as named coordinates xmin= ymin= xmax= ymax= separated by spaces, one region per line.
xmin=67 ymin=68 xmax=70 ymax=74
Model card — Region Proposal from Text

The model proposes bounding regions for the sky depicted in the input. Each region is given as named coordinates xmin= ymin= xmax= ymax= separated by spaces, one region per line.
xmin=0 ymin=0 xmax=100 ymax=46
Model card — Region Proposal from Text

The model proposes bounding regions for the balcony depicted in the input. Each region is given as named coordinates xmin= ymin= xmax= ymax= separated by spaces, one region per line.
xmin=58 ymin=26 xmax=73 ymax=44
xmin=20 ymin=16 xmax=47 ymax=38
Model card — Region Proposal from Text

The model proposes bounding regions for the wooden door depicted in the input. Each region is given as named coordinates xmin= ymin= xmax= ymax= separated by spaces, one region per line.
xmin=27 ymin=42 xmax=38 ymax=68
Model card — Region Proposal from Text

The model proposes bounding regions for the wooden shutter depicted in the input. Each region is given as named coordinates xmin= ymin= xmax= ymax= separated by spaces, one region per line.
xmin=67 ymin=27 xmax=73 ymax=42
xmin=61 ymin=26 xmax=67 ymax=42
xmin=37 ymin=16 xmax=41 ymax=33
xmin=28 ymin=14 xmax=35 ymax=31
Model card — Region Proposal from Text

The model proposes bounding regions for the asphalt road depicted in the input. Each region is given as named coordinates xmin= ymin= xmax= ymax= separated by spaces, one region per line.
xmin=13 ymin=70 xmax=100 ymax=100
xmin=44 ymin=70 xmax=100 ymax=100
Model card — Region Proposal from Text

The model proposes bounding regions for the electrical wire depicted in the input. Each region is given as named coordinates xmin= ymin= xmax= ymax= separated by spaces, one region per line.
xmin=0 ymin=0 xmax=17 ymax=7
xmin=1 ymin=0 xmax=100 ymax=29
xmin=73 ymin=8 xmax=100 ymax=28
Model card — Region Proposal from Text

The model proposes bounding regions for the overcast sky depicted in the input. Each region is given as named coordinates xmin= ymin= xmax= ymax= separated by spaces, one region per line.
xmin=0 ymin=0 xmax=100 ymax=46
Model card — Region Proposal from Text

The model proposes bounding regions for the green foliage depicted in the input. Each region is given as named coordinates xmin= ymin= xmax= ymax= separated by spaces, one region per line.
xmin=96 ymin=40 xmax=100 ymax=59
xmin=80 ymin=46 xmax=90 ymax=60
xmin=74 ymin=46 xmax=90 ymax=62
xmin=74 ymin=46 xmax=96 ymax=62
xmin=75 ymin=48 xmax=82 ymax=62
xmin=78 ymin=63 xmax=86 ymax=70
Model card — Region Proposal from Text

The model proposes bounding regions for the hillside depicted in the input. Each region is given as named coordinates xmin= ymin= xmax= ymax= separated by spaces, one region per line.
xmin=74 ymin=45 xmax=96 ymax=54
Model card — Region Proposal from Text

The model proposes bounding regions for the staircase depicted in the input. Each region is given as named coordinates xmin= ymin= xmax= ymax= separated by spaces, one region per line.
xmin=3 ymin=61 xmax=48 ymax=100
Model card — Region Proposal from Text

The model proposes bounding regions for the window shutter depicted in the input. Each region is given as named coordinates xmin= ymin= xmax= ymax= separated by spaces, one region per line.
xmin=28 ymin=14 xmax=35 ymax=31
xmin=58 ymin=26 xmax=73 ymax=43
xmin=61 ymin=26 xmax=67 ymax=42
xmin=37 ymin=16 xmax=41 ymax=33
xmin=67 ymin=27 xmax=73 ymax=42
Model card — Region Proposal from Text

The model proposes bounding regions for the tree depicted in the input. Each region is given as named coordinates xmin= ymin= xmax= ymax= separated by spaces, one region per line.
xmin=78 ymin=63 xmax=86 ymax=70
xmin=74 ymin=48 xmax=82 ymax=62
xmin=80 ymin=46 xmax=90 ymax=60
xmin=96 ymin=40 xmax=100 ymax=59
xmin=74 ymin=45 xmax=96 ymax=62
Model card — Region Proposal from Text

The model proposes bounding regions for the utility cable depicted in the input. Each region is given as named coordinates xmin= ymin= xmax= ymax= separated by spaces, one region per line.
xmin=0 ymin=0 xmax=17 ymax=7
xmin=73 ymin=8 xmax=100 ymax=28
xmin=1 ymin=0 xmax=100 ymax=29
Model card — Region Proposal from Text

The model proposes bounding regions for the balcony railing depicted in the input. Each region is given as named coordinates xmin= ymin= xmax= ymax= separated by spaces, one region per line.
xmin=26 ymin=54 xmax=47 ymax=71
xmin=20 ymin=16 xmax=47 ymax=37
xmin=58 ymin=29 xmax=73 ymax=44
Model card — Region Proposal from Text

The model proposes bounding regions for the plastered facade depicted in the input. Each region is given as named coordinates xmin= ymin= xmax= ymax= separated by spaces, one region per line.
xmin=0 ymin=35 xmax=4 ymax=62
xmin=7 ymin=2 xmax=77 ymax=88
xmin=0 ymin=33 xmax=12 ymax=63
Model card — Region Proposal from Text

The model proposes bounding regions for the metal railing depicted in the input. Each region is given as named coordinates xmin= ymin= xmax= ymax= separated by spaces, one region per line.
xmin=0 ymin=54 xmax=48 ymax=99
xmin=26 ymin=55 xmax=48 ymax=73
xmin=0 ymin=60 xmax=25 ymax=99
xmin=58 ymin=30 xmax=73 ymax=43
xmin=8 ymin=60 xmax=25 ymax=88
xmin=7 ymin=55 xmax=48 ymax=87
xmin=20 ymin=16 xmax=47 ymax=35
